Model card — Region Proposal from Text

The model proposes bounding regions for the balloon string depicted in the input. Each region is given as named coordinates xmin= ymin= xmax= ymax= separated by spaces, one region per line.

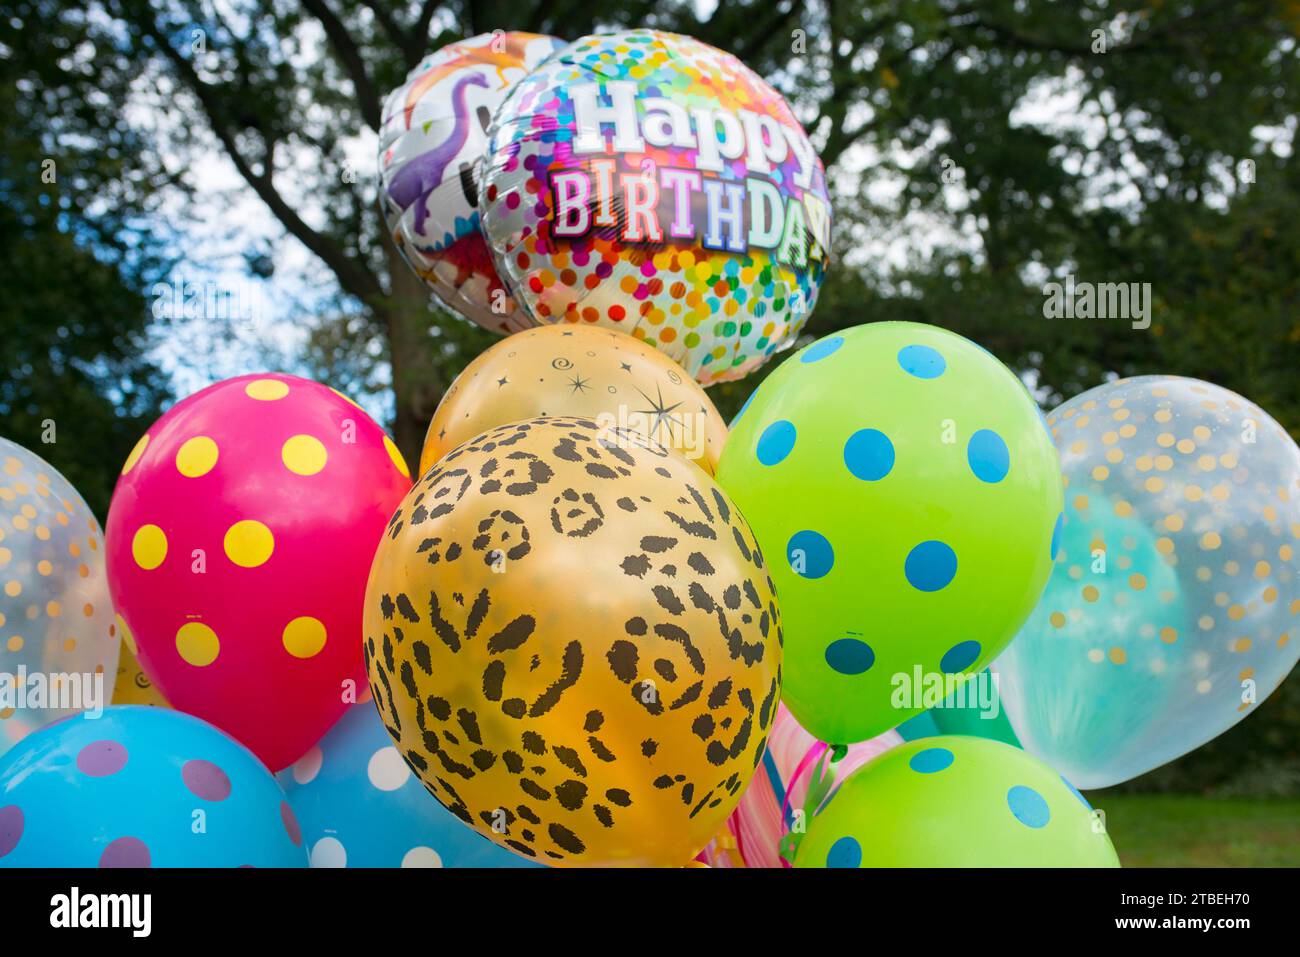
xmin=779 ymin=740 xmax=829 ymax=869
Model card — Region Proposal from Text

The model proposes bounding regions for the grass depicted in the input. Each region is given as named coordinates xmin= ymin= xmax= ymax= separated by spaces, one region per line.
xmin=1091 ymin=795 xmax=1300 ymax=867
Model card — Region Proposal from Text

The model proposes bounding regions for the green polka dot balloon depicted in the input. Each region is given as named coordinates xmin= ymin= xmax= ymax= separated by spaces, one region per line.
xmin=793 ymin=736 xmax=1119 ymax=867
xmin=717 ymin=322 xmax=1063 ymax=744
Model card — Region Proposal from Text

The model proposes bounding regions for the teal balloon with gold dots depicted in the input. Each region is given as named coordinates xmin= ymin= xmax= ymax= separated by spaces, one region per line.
xmin=793 ymin=736 xmax=1120 ymax=867
xmin=717 ymin=322 xmax=1063 ymax=744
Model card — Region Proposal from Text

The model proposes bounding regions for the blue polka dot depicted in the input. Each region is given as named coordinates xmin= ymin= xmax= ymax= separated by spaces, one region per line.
xmin=843 ymin=429 xmax=894 ymax=481
xmin=908 ymin=747 xmax=954 ymax=774
xmin=1050 ymin=512 xmax=1064 ymax=561
xmin=1061 ymin=775 xmax=1092 ymax=811
xmin=904 ymin=540 xmax=957 ymax=592
xmin=898 ymin=344 xmax=946 ymax=379
xmin=801 ymin=336 xmax=844 ymax=363
xmin=940 ymin=640 xmax=981 ymax=673
xmin=967 ymin=429 xmax=1010 ymax=483
xmin=1007 ymin=785 xmax=1051 ymax=828
xmin=787 ymin=530 xmax=834 ymax=579
xmin=825 ymin=638 xmax=874 ymax=675
xmin=756 ymin=420 xmax=796 ymax=465
xmin=825 ymin=835 xmax=862 ymax=868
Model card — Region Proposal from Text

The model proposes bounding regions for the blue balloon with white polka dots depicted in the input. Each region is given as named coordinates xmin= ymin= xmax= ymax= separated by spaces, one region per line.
xmin=278 ymin=702 xmax=542 ymax=868
xmin=794 ymin=736 xmax=1119 ymax=866
xmin=0 ymin=706 xmax=306 ymax=867
xmin=717 ymin=322 xmax=1063 ymax=744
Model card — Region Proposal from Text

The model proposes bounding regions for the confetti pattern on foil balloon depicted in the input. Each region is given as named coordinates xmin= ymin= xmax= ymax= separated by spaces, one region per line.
xmin=996 ymin=376 xmax=1300 ymax=789
xmin=419 ymin=324 xmax=727 ymax=477
xmin=379 ymin=32 xmax=566 ymax=333
xmin=479 ymin=29 xmax=833 ymax=385
xmin=0 ymin=438 xmax=119 ymax=755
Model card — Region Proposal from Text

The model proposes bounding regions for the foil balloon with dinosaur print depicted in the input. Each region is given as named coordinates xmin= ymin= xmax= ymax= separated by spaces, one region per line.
xmin=378 ymin=32 xmax=565 ymax=334
xmin=478 ymin=30 xmax=833 ymax=385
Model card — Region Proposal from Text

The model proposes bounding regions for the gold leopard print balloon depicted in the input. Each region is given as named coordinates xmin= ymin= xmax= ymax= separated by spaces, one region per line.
xmin=365 ymin=417 xmax=782 ymax=866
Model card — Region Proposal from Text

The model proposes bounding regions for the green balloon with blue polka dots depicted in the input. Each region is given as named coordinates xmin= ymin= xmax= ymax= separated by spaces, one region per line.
xmin=794 ymin=736 xmax=1120 ymax=867
xmin=718 ymin=322 xmax=1063 ymax=744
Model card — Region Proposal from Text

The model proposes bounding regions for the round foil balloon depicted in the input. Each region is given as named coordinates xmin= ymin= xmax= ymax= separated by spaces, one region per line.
xmin=794 ymin=737 xmax=1118 ymax=868
xmin=0 ymin=706 xmax=306 ymax=867
xmin=0 ymin=438 xmax=119 ymax=754
xmin=105 ymin=374 xmax=412 ymax=771
xmin=420 ymin=324 xmax=727 ymax=477
xmin=479 ymin=29 xmax=832 ymax=385
xmin=717 ymin=323 xmax=1062 ymax=744
xmin=701 ymin=702 xmax=902 ymax=868
xmin=379 ymin=32 xmax=565 ymax=333
xmin=279 ymin=700 xmax=539 ymax=868
xmin=365 ymin=417 xmax=782 ymax=867
xmin=996 ymin=376 xmax=1300 ymax=788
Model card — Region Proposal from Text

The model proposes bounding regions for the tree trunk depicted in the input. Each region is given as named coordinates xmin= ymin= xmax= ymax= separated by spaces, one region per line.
xmin=380 ymin=240 xmax=446 ymax=474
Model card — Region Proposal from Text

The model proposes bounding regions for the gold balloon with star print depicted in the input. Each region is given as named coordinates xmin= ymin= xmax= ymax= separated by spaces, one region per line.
xmin=419 ymin=325 xmax=728 ymax=478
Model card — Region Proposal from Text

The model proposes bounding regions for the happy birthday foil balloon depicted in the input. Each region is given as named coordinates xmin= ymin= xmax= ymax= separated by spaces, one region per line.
xmin=478 ymin=29 xmax=832 ymax=385
xmin=995 ymin=376 xmax=1300 ymax=788
xmin=365 ymin=417 xmax=782 ymax=866
xmin=717 ymin=323 xmax=1063 ymax=745
xmin=105 ymin=374 xmax=412 ymax=771
xmin=379 ymin=32 xmax=565 ymax=333
xmin=419 ymin=324 xmax=727 ymax=477
xmin=0 ymin=439 xmax=119 ymax=755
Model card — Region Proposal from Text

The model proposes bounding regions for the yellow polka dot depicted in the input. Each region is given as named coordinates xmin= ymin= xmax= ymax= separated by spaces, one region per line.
xmin=1165 ymin=514 xmax=1184 ymax=532
xmin=1230 ymin=637 xmax=1252 ymax=653
xmin=3 ymin=581 xmax=20 ymax=598
xmin=176 ymin=436 xmax=220 ymax=477
xmin=1160 ymin=627 xmax=1178 ymax=644
xmin=0 ymin=547 xmax=9 ymax=566
xmin=36 ymin=560 xmax=51 ymax=576
xmin=282 ymin=616 xmax=327 ymax=659
xmin=176 ymin=622 xmax=220 ymax=666
xmin=245 ymin=378 xmax=290 ymax=401
xmin=1109 ymin=647 xmax=1127 ymax=665
xmin=1049 ymin=611 xmax=1066 ymax=628
xmin=1091 ymin=466 xmax=1109 ymax=481
xmin=1129 ymin=573 xmax=1147 ymax=591
xmin=282 ymin=435 xmax=328 ymax=476
xmin=117 ymin=614 xmax=137 ymax=655
xmin=122 ymin=434 xmax=150 ymax=474
xmin=45 ymin=601 xmax=60 ymax=618
xmin=6 ymin=635 xmax=21 ymax=652
xmin=1200 ymin=531 xmax=1222 ymax=551
xmin=132 ymin=524 xmax=168 ymax=570
xmin=384 ymin=436 xmax=411 ymax=479
xmin=224 ymin=520 xmax=274 ymax=568
xmin=1082 ymin=585 xmax=1100 ymax=602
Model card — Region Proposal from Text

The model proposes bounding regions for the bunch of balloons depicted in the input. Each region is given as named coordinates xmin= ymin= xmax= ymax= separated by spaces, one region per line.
xmin=3 ymin=25 xmax=1297 ymax=873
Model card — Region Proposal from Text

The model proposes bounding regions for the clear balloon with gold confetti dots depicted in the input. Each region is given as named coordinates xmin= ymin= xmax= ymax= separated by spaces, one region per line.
xmin=995 ymin=376 xmax=1300 ymax=788
xmin=0 ymin=438 xmax=119 ymax=755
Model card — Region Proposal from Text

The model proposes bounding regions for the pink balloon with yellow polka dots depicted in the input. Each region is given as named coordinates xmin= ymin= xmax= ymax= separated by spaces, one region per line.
xmin=105 ymin=374 xmax=412 ymax=771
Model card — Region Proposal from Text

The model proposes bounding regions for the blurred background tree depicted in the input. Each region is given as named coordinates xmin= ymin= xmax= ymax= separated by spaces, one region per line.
xmin=2 ymin=0 xmax=1297 ymax=796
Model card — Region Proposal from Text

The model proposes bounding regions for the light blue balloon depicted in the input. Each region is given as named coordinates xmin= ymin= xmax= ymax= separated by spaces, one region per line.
xmin=278 ymin=703 xmax=540 ymax=868
xmin=0 ymin=706 xmax=306 ymax=867
xmin=996 ymin=376 xmax=1300 ymax=788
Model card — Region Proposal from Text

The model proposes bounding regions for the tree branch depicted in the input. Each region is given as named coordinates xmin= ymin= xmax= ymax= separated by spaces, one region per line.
xmin=300 ymin=0 xmax=382 ymax=130
xmin=131 ymin=10 xmax=383 ymax=304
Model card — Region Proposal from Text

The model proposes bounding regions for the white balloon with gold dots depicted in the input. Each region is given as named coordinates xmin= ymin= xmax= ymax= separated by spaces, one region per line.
xmin=996 ymin=376 xmax=1300 ymax=787
xmin=0 ymin=438 xmax=119 ymax=754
